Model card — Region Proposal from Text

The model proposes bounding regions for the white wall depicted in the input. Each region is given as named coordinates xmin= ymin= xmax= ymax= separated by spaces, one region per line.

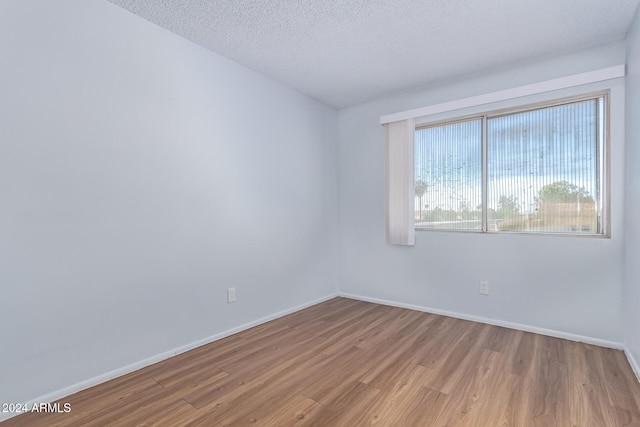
xmin=0 ymin=0 xmax=338 ymax=408
xmin=338 ymin=41 xmax=627 ymax=344
xmin=625 ymin=6 xmax=640 ymax=377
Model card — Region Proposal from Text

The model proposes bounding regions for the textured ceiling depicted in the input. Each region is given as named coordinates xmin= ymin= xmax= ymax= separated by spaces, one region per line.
xmin=107 ymin=0 xmax=640 ymax=108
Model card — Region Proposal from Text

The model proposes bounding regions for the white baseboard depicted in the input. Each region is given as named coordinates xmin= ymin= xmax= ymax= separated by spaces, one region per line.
xmin=0 ymin=293 xmax=338 ymax=423
xmin=625 ymin=348 xmax=640 ymax=383
xmin=338 ymin=292 xmax=624 ymax=350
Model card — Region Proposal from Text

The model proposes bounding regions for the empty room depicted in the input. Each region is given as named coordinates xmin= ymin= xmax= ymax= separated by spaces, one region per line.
xmin=2 ymin=0 xmax=640 ymax=425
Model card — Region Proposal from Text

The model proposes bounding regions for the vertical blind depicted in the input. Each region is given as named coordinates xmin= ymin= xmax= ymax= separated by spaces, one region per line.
xmin=487 ymin=99 xmax=600 ymax=234
xmin=386 ymin=119 xmax=415 ymax=245
xmin=410 ymin=96 xmax=604 ymax=235
xmin=414 ymin=119 xmax=482 ymax=231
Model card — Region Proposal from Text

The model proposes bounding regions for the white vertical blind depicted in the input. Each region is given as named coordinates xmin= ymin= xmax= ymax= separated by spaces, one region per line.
xmin=414 ymin=119 xmax=483 ymax=230
xmin=386 ymin=119 xmax=415 ymax=245
xmin=487 ymin=99 xmax=600 ymax=233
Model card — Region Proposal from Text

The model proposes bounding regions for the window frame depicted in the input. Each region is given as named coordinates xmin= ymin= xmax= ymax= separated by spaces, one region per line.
xmin=413 ymin=91 xmax=610 ymax=237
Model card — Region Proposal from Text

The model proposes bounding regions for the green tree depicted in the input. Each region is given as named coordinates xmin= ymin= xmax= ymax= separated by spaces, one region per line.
xmin=537 ymin=181 xmax=594 ymax=204
xmin=537 ymin=181 xmax=596 ymax=232
xmin=414 ymin=179 xmax=428 ymax=220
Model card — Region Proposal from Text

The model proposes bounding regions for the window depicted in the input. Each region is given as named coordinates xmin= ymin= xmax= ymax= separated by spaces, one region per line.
xmin=414 ymin=94 xmax=607 ymax=235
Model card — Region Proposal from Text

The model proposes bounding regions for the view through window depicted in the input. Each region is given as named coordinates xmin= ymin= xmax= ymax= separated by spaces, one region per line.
xmin=414 ymin=95 xmax=606 ymax=235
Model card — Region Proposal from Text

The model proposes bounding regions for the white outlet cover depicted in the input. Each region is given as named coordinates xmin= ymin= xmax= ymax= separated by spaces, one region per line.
xmin=227 ymin=287 xmax=236 ymax=303
xmin=479 ymin=281 xmax=489 ymax=295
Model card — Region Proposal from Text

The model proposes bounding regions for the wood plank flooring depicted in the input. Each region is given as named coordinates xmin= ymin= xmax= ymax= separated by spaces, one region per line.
xmin=5 ymin=297 xmax=640 ymax=426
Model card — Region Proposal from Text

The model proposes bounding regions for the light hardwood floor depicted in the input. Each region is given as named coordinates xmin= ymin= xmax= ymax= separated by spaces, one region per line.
xmin=6 ymin=297 xmax=640 ymax=426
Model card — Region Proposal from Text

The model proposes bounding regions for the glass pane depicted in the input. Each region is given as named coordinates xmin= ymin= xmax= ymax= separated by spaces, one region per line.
xmin=414 ymin=119 xmax=482 ymax=231
xmin=487 ymin=99 xmax=600 ymax=234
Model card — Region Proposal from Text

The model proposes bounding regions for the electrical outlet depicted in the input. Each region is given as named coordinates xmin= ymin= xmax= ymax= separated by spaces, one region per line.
xmin=227 ymin=287 xmax=236 ymax=303
xmin=479 ymin=281 xmax=489 ymax=295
